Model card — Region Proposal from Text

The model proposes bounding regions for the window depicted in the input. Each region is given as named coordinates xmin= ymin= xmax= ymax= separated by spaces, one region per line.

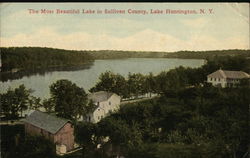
xmin=97 ymin=102 xmax=100 ymax=106
xmin=215 ymin=78 xmax=216 ymax=81
xmin=109 ymin=101 xmax=111 ymax=105
xmin=218 ymin=78 xmax=220 ymax=81
xmin=98 ymin=116 xmax=100 ymax=120
xmin=210 ymin=78 xmax=212 ymax=81
xmin=98 ymin=108 xmax=100 ymax=111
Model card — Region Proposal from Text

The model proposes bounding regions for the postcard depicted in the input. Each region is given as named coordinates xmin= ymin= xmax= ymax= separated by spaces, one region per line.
xmin=0 ymin=3 xmax=249 ymax=158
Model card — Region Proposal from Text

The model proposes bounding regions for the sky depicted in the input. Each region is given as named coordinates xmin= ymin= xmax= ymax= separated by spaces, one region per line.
xmin=0 ymin=3 xmax=249 ymax=52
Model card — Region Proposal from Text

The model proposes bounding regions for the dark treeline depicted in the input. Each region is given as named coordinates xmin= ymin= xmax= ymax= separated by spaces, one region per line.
xmin=0 ymin=47 xmax=93 ymax=72
xmin=79 ymin=49 xmax=250 ymax=59
xmin=164 ymin=49 xmax=250 ymax=59
xmin=88 ymin=50 xmax=167 ymax=59
xmin=0 ymin=62 xmax=94 ymax=82
xmin=1 ymin=47 xmax=249 ymax=73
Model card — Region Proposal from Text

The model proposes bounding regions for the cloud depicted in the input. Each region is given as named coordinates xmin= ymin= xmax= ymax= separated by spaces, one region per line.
xmin=1 ymin=28 xmax=249 ymax=52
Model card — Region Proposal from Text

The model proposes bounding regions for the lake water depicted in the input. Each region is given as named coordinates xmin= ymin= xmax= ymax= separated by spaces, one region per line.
xmin=0 ymin=58 xmax=204 ymax=99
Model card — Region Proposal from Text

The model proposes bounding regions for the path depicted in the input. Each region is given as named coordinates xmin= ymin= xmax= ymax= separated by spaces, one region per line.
xmin=0 ymin=119 xmax=23 ymax=125
xmin=121 ymin=95 xmax=159 ymax=105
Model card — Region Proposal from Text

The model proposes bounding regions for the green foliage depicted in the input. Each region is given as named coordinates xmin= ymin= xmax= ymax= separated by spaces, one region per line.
xmin=1 ymin=125 xmax=56 ymax=158
xmin=127 ymin=72 xmax=146 ymax=97
xmin=1 ymin=47 xmax=93 ymax=72
xmin=126 ymin=143 xmax=158 ymax=158
xmin=28 ymin=96 xmax=42 ymax=110
xmin=4 ymin=135 xmax=57 ymax=158
xmin=75 ymin=122 xmax=97 ymax=147
xmin=0 ymin=125 xmax=25 ymax=157
xmin=97 ymin=117 xmax=143 ymax=157
xmin=90 ymin=71 xmax=158 ymax=99
xmin=74 ymin=122 xmax=97 ymax=158
xmin=202 ymin=55 xmax=250 ymax=75
xmin=156 ymin=66 xmax=191 ymax=93
xmin=90 ymin=71 xmax=128 ymax=98
xmin=0 ymin=84 xmax=31 ymax=118
xmin=156 ymin=143 xmax=228 ymax=158
xmin=41 ymin=98 xmax=55 ymax=113
xmin=164 ymin=49 xmax=250 ymax=59
xmin=93 ymin=83 xmax=249 ymax=158
xmin=88 ymin=49 xmax=250 ymax=60
xmin=49 ymin=79 xmax=90 ymax=121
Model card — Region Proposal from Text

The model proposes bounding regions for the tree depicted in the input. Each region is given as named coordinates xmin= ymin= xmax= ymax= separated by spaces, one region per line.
xmin=155 ymin=66 xmax=195 ymax=96
xmin=75 ymin=122 xmax=98 ymax=158
xmin=145 ymin=73 xmax=157 ymax=97
xmin=97 ymin=117 xmax=143 ymax=157
xmin=41 ymin=98 xmax=55 ymax=113
xmin=90 ymin=71 xmax=128 ymax=98
xmin=49 ymin=79 xmax=90 ymax=121
xmin=127 ymin=73 xmax=146 ymax=98
xmin=0 ymin=85 xmax=31 ymax=119
xmin=28 ymin=96 xmax=42 ymax=110
xmin=5 ymin=135 xmax=56 ymax=158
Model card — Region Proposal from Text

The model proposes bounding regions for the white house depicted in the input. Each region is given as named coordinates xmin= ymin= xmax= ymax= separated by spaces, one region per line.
xmin=207 ymin=69 xmax=250 ymax=88
xmin=86 ymin=91 xmax=121 ymax=123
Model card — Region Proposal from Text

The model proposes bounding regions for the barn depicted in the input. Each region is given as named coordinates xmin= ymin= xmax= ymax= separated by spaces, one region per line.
xmin=22 ymin=110 xmax=75 ymax=154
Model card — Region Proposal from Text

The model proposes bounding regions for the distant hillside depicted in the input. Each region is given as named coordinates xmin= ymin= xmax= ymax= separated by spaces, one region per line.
xmin=88 ymin=49 xmax=250 ymax=59
xmin=163 ymin=49 xmax=250 ymax=59
xmin=0 ymin=47 xmax=93 ymax=72
xmin=1 ymin=47 xmax=249 ymax=72
xmin=87 ymin=50 xmax=166 ymax=59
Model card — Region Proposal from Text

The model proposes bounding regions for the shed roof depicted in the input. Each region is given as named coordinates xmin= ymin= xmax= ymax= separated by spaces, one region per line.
xmin=207 ymin=69 xmax=250 ymax=79
xmin=22 ymin=110 xmax=70 ymax=134
xmin=88 ymin=91 xmax=114 ymax=103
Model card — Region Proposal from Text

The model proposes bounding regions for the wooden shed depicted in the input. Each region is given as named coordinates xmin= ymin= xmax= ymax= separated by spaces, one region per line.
xmin=22 ymin=110 xmax=75 ymax=153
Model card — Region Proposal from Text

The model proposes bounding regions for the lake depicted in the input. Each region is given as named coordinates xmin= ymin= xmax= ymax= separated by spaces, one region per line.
xmin=0 ymin=58 xmax=204 ymax=99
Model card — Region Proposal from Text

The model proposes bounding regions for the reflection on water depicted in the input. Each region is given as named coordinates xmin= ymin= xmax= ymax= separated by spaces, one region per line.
xmin=0 ymin=62 xmax=94 ymax=82
xmin=0 ymin=58 xmax=204 ymax=99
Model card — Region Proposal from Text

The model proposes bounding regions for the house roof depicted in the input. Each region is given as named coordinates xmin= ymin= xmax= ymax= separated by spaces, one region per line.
xmin=22 ymin=110 xmax=70 ymax=134
xmin=207 ymin=69 xmax=250 ymax=79
xmin=88 ymin=91 xmax=114 ymax=103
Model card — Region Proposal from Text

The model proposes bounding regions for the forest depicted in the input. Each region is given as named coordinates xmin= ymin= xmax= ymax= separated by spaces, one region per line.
xmin=81 ymin=84 xmax=249 ymax=158
xmin=163 ymin=49 xmax=250 ymax=59
xmin=89 ymin=49 xmax=250 ymax=59
xmin=1 ymin=47 xmax=249 ymax=73
xmin=0 ymin=47 xmax=93 ymax=72
xmin=0 ymin=55 xmax=249 ymax=158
